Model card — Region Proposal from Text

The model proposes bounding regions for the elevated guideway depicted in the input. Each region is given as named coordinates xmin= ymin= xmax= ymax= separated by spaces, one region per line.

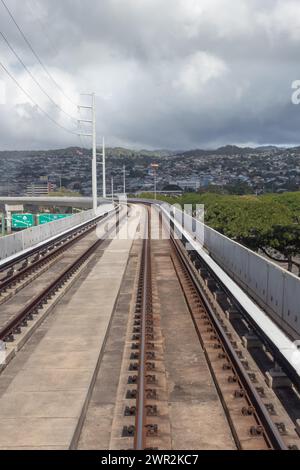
xmin=0 ymin=200 xmax=299 ymax=450
xmin=0 ymin=196 xmax=108 ymax=210
xmin=0 ymin=198 xmax=114 ymax=268
xmin=130 ymin=198 xmax=300 ymax=338
xmin=0 ymin=201 xmax=300 ymax=450
xmin=130 ymin=199 xmax=300 ymax=389
xmin=2 ymin=195 xmax=299 ymax=373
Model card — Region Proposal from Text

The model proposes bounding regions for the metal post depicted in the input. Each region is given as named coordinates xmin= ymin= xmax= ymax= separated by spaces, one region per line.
xmin=111 ymin=177 xmax=114 ymax=201
xmin=103 ymin=136 xmax=107 ymax=198
xmin=6 ymin=212 xmax=11 ymax=234
xmin=92 ymin=93 xmax=97 ymax=213
xmin=1 ymin=213 xmax=5 ymax=236
xmin=123 ymin=165 xmax=126 ymax=196
xmin=151 ymin=163 xmax=159 ymax=201
xmin=78 ymin=93 xmax=97 ymax=213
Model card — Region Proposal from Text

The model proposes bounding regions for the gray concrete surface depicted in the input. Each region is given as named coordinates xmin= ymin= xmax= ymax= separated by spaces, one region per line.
xmin=0 ymin=236 xmax=135 ymax=449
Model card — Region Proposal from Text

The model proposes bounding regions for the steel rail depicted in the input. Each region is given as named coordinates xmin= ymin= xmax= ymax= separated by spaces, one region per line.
xmin=198 ymin=251 xmax=300 ymax=391
xmin=0 ymin=207 xmax=118 ymax=274
xmin=0 ymin=208 xmax=124 ymax=343
xmin=134 ymin=208 xmax=151 ymax=450
xmin=161 ymin=205 xmax=300 ymax=391
xmin=0 ymin=209 xmax=120 ymax=298
xmin=0 ymin=222 xmax=94 ymax=295
xmin=170 ymin=232 xmax=288 ymax=450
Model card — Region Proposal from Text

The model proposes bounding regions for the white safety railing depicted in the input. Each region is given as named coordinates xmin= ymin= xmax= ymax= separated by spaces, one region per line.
xmin=167 ymin=204 xmax=300 ymax=337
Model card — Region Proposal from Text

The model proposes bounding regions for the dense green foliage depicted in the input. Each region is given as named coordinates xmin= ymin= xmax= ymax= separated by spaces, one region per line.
xmin=49 ymin=188 xmax=82 ymax=198
xmin=136 ymin=192 xmax=300 ymax=272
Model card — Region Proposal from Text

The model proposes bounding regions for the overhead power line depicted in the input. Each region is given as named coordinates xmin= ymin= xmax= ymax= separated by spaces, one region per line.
xmin=0 ymin=31 xmax=78 ymax=123
xmin=0 ymin=0 xmax=78 ymax=108
xmin=0 ymin=59 xmax=78 ymax=135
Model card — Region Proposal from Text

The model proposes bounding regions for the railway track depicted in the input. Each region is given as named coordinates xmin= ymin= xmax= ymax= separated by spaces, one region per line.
xmin=0 ymin=209 xmax=116 ymax=298
xmin=0 ymin=206 xmax=124 ymax=354
xmin=133 ymin=207 xmax=156 ymax=449
xmin=171 ymin=237 xmax=287 ymax=449
xmin=168 ymin=211 xmax=300 ymax=450
xmin=1 ymin=202 xmax=299 ymax=450
xmin=106 ymin=204 xmax=300 ymax=450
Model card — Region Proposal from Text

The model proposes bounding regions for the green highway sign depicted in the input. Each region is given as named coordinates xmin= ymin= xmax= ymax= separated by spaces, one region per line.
xmin=12 ymin=213 xmax=35 ymax=229
xmin=37 ymin=214 xmax=72 ymax=225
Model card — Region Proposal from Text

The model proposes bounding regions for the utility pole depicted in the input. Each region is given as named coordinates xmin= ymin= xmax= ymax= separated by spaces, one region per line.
xmin=111 ymin=176 xmax=114 ymax=201
xmin=91 ymin=93 xmax=97 ymax=212
xmin=78 ymin=93 xmax=97 ymax=213
xmin=96 ymin=137 xmax=107 ymax=199
xmin=123 ymin=164 xmax=126 ymax=196
xmin=151 ymin=163 xmax=159 ymax=200
xmin=103 ymin=137 xmax=106 ymax=198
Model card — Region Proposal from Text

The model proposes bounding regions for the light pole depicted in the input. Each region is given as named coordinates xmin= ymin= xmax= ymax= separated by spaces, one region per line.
xmin=96 ymin=136 xmax=107 ymax=199
xmin=111 ymin=176 xmax=114 ymax=201
xmin=92 ymin=93 xmax=97 ymax=211
xmin=103 ymin=137 xmax=106 ymax=198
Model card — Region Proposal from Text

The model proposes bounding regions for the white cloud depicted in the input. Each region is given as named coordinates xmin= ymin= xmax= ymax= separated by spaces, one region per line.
xmin=259 ymin=1 xmax=300 ymax=41
xmin=0 ymin=0 xmax=299 ymax=150
xmin=0 ymin=79 xmax=6 ymax=104
xmin=179 ymin=0 xmax=255 ymax=38
xmin=173 ymin=51 xmax=228 ymax=95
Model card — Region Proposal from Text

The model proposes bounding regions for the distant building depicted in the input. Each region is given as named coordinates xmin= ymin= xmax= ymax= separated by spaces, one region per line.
xmin=26 ymin=181 xmax=55 ymax=196
xmin=169 ymin=179 xmax=201 ymax=191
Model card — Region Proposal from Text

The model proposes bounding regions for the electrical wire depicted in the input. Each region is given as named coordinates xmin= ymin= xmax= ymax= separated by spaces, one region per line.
xmin=0 ymin=31 xmax=78 ymax=123
xmin=0 ymin=0 xmax=78 ymax=108
xmin=0 ymin=59 xmax=78 ymax=135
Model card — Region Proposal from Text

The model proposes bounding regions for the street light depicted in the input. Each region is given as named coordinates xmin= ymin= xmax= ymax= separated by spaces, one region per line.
xmin=111 ymin=176 xmax=114 ymax=201
xmin=96 ymin=136 xmax=107 ymax=199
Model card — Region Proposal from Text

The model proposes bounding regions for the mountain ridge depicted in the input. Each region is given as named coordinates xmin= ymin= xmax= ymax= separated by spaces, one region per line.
xmin=0 ymin=144 xmax=297 ymax=159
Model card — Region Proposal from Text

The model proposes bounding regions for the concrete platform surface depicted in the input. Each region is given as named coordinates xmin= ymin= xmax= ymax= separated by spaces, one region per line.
xmin=0 ymin=233 xmax=137 ymax=449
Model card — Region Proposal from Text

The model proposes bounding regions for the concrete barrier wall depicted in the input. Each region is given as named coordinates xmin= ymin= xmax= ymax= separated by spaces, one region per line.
xmin=0 ymin=203 xmax=114 ymax=261
xmin=169 ymin=205 xmax=300 ymax=338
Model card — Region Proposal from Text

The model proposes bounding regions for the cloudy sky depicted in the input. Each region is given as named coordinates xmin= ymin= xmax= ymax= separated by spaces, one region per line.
xmin=1 ymin=0 xmax=300 ymax=150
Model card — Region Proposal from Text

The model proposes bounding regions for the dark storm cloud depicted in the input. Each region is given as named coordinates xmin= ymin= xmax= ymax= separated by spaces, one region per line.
xmin=0 ymin=0 xmax=300 ymax=150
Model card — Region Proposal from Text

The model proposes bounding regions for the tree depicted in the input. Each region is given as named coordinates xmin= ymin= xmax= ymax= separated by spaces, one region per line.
xmin=260 ymin=225 xmax=300 ymax=274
